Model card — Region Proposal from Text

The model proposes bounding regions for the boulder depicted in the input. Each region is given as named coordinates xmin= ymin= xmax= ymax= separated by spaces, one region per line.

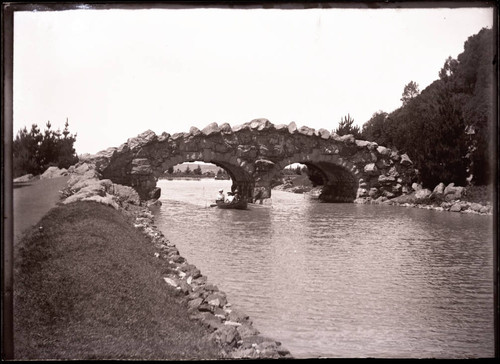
xmin=274 ymin=123 xmax=288 ymax=132
xmin=432 ymin=182 xmax=445 ymax=195
xmin=339 ymin=134 xmax=355 ymax=144
xmin=148 ymin=187 xmax=161 ymax=200
xmin=400 ymin=153 xmax=412 ymax=166
xmin=113 ymin=184 xmax=141 ymax=205
xmin=202 ymin=122 xmax=221 ymax=136
xmin=357 ymin=188 xmax=368 ymax=198
xmin=205 ymin=292 xmax=228 ymax=308
xmin=382 ymin=190 xmax=395 ymax=199
xmin=71 ymin=178 xmax=112 ymax=194
xmin=298 ymin=126 xmax=315 ymax=136
xmin=219 ymin=123 xmax=233 ymax=134
xmin=480 ymin=205 xmax=491 ymax=214
xmin=376 ymin=145 xmax=391 ymax=156
xmin=67 ymin=170 xmax=101 ymax=189
xmin=40 ymin=166 xmax=68 ymax=179
xmin=91 ymin=147 xmax=117 ymax=171
xmin=444 ymin=183 xmax=465 ymax=201
xmin=470 ymin=203 xmax=484 ymax=212
xmin=287 ymin=122 xmax=298 ymax=134
xmin=390 ymin=150 xmax=401 ymax=162
xmin=236 ymin=324 xmax=260 ymax=338
xmin=378 ymin=175 xmax=396 ymax=184
xmin=189 ymin=126 xmax=202 ymax=137
xmin=188 ymin=297 xmax=203 ymax=312
xmin=82 ymin=194 xmax=120 ymax=209
xmin=415 ymin=188 xmax=432 ymax=201
xmin=127 ymin=130 xmax=157 ymax=150
xmin=227 ymin=308 xmax=251 ymax=324
xmin=200 ymin=312 xmax=223 ymax=332
xmin=211 ymin=325 xmax=240 ymax=347
xmin=412 ymin=183 xmax=422 ymax=191
xmin=363 ymin=163 xmax=379 ymax=175
xmin=74 ymin=162 xmax=91 ymax=174
xmin=249 ymin=118 xmax=272 ymax=131
xmin=13 ymin=174 xmax=34 ymax=182
xmin=355 ymin=140 xmax=370 ymax=148
xmin=317 ymin=128 xmax=331 ymax=139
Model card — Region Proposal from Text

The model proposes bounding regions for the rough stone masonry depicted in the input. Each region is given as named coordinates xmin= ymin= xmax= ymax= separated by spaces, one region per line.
xmin=81 ymin=118 xmax=417 ymax=203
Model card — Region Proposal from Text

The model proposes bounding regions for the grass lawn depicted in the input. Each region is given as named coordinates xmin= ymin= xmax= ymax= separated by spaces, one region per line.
xmin=13 ymin=201 xmax=222 ymax=360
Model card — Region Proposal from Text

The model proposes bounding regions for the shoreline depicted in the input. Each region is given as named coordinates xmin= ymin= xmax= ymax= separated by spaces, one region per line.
xmin=20 ymin=165 xmax=292 ymax=359
xmin=134 ymin=207 xmax=293 ymax=359
xmin=274 ymin=184 xmax=493 ymax=216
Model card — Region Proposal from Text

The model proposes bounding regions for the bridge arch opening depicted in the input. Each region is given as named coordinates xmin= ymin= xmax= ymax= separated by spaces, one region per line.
xmin=155 ymin=155 xmax=255 ymax=201
xmin=272 ymin=159 xmax=359 ymax=203
xmin=272 ymin=163 xmax=312 ymax=191
xmin=163 ymin=162 xmax=230 ymax=180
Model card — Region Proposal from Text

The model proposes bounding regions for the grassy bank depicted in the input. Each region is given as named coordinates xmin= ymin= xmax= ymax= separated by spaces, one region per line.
xmin=14 ymin=201 xmax=222 ymax=360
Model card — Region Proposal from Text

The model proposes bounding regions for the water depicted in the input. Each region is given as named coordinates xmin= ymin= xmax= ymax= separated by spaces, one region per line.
xmin=152 ymin=179 xmax=495 ymax=359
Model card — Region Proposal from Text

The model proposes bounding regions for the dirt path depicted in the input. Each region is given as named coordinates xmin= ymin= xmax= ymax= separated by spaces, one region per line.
xmin=13 ymin=176 xmax=70 ymax=246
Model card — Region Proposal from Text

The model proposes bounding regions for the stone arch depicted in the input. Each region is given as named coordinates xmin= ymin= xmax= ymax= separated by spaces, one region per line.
xmin=153 ymin=150 xmax=255 ymax=201
xmin=89 ymin=119 xmax=417 ymax=203
xmin=270 ymin=153 xmax=361 ymax=202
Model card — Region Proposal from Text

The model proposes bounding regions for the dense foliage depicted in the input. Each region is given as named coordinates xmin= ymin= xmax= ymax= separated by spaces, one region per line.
xmin=13 ymin=119 xmax=79 ymax=178
xmin=361 ymin=28 xmax=495 ymax=188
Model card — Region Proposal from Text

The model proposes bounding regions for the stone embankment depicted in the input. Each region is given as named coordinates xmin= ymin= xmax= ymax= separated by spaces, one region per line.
xmin=358 ymin=181 xmax=493 ymax=215
xmin=27 ymin=164 xmax=292 ymax=359
xmin=274 ymin=176 xmax=492 ymax=216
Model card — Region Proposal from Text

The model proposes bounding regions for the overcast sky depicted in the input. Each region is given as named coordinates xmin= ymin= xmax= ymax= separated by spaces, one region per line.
xmin=13 ymin=4 xmax=494 ymax=155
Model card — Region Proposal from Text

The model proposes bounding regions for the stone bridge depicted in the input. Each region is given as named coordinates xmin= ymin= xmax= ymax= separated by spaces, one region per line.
xmin=86 ymin=119 xmax=417 ymax=203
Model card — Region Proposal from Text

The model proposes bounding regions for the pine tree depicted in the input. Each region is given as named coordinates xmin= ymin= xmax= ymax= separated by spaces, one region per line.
xmin=334 ymin=114 xmax=361 ymax=139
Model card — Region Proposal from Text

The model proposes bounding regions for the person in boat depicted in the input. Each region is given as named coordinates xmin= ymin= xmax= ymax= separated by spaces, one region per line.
xmin=216 ymin=188 xmax=225 ymax=202
xmin=232 ymin=189 xmax=240 ymax=203
xmin=225 ymin=191 xmax=235 ymax=204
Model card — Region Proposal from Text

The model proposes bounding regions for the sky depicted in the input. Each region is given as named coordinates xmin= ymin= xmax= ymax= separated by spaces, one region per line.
xmin=12 ymin=3 xmax=494 ymax=155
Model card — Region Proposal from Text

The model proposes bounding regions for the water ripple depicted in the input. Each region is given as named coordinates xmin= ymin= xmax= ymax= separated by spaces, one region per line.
xmin=154 ymin=180 xmax=494 ymax=359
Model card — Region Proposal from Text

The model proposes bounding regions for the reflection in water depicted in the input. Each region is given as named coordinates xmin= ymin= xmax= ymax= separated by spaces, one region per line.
xmin=153 ymin=179 xmax=494 ymax=359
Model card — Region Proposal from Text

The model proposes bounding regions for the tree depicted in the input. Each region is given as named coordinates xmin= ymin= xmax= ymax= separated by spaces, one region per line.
xmin=13 ymin=119 xmax=78 ymax=178
xmin=55 ymin=119 xmax=78 ymax=169
xmin=439 ymin=56 xmax=459 ymax=81
xmin=193 ymin=165 xmax=202 ymax=175
xmin=361 ymin=111 xmax=389 ymax=144
xmin=400 ymin=81 xmax=420 ymax=106
xmin=167 ymin=166 xmax=174 ymax=174
xmin=184 ymin=165 xmax=192 ymax=175
xmin=334 ymin=114 xmax=362 ymax=139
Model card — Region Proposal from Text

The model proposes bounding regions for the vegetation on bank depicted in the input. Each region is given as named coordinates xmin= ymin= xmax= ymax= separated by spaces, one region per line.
xmin=338 ymin=28 xmax=495 ymax=189
xmin=162 ymin=164 xmax=230 ymax=179
xmin=13 ymin=119 xmax=79 ymax=178
xmin=14 ymin=201 xmax=222 ymax=360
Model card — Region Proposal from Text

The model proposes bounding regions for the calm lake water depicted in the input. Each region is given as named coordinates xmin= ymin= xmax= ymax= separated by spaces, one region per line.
xmin=152 ymin=179 xmax=495 ymax=359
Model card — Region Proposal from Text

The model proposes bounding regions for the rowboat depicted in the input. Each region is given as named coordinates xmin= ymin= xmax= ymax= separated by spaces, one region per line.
xmin=210 ymin=199 xmax=248 ymax=210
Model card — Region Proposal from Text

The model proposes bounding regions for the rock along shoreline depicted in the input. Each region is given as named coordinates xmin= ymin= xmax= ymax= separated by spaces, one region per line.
xmin=275 ymin=181 xmax=493 ymax=216
xmin=23 ymin=164 xmax=292 ymax=359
